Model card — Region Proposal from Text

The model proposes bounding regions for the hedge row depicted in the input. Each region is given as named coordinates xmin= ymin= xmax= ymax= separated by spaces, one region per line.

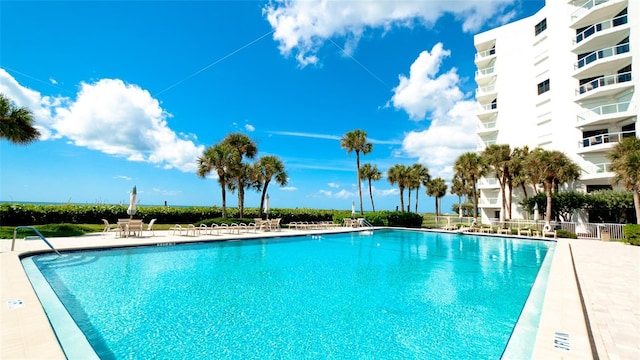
xmin=0 ymin=203 xmax=424 ymax=228
xmin=623 ymin=224 xmax=640 ymax=245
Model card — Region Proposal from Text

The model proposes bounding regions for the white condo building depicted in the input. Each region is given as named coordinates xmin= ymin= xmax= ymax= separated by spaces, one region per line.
xmin=473 ymin=0 xmax=639 ymax=223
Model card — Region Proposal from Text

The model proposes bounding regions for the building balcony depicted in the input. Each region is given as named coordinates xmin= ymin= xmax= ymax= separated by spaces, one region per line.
xmin=478 ymin=178 xmax=499 ymax=189
xmin=476 ymin=84 xmax=497 ymax=103
xmin=474 ymin=48 xmax=496 ymax=68
xmin=572 ymin=13 xmax=629 ymax=54
xmin=479 ymin=196 xmax=500 ymax=208
xmin=477 ymin=120 xmax=498 ymax=135
xmin=577 ymin=130 xmax=636 ymax=154
xmin=570 ymin=0 xmax=628 ymax=30
xmin=577 ymin=101 xmax=632 ymax=127
xmin=573 ymin=42 xmax=630 ymax=78
xmin=580 ymin=162 xmax=613 ymax=181
xmin=575 ymin=71 xmax=633 ymax=101
xmin=475 ymin=66 xmax=496 ymax=86
xmin=477 ymin=102 xmax=498 ymax=121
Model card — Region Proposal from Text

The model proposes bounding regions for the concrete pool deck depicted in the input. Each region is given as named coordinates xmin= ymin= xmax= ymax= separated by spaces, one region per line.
xmin=1 ymin=228 xmax=638 ymax=359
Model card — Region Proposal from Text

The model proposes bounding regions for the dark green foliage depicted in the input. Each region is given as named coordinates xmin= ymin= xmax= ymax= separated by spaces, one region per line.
xmin=520 ymin=191 xmax=587 ymax=222
xmin=451 ymin=202 xmax=474 ymax=217
xmin=586 ymin=190 xmax=635 ymax=224
xmin=623 ymin=224 xmax=640 ymax=245
xmin=556 ymin=229 xmax=578 ymax=239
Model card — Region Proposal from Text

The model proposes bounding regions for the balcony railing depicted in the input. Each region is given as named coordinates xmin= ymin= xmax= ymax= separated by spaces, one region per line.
xmin=576 ymin=71 xmax=632 ymax=95
xmin=481 ymin=103 xmax=498 ymax=111
xmin=574 ymin=13 xmax=628 ymax=44
xmin=571 ymin=0 xmax=612 ymax=21
xmin=484 ymin=140 xmax=497 ymax=147
xmin=580 ymin=130 xmax=636 ymax=148
xmin=475 ymin=66 xmax=495 ymax=77
xmin=478 ymin=121 xmax=497 ymax=131
xmin=581 ymin=162 xmax=612 ymax=176
xmin=577 ymin=101 xmax=630 ymax=124
xmin=575 ymin=42 xmax=630 ymax=70
xmin=478 ymin=178 xmax=498 ymax=187
xmin=475 ymin=48 xmax=496 ymax=60
xmin=479 ymin=197 xmax=499 ymax=206
xmin=476 ymin=84 xmax=496 ymax=95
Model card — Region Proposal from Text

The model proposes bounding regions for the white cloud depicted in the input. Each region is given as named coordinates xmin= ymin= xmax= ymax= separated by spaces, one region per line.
xmin=328 ymin=182 xmax=340 ymax=188
xmin=0 ymin=69 xmax=204 ymax=173
xmin=113 ymin=175 xmax=133 ymax=181
xmin=389 ymin=43 xmax=463 ymax=121
xmin=245 ymin=124 xmax=256 ymax=132
xmin=402 ymin=100 xmax=481 ymax=180
xmin=318 ymin=189 xmax=355 ymax=199
xmin=280 ymin=186 xmax=298 ymax=191
xmin=373 ymin=187 xmax=399 ymax=197
xmin=264 ymin=0 xmax=516 ymax=66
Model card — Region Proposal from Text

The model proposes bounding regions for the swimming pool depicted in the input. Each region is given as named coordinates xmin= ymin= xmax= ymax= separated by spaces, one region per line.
xmin=23 ymin=229 xmax=553 ymax=359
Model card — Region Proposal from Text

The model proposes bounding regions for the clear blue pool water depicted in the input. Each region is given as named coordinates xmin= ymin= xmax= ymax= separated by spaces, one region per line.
xmin=26 ymin=229 xmax=553 ymax=359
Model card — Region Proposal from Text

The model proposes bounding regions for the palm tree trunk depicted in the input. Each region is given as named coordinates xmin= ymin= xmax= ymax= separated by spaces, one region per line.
xmin=399 ymin=188 xmax=405 ymax=212
xmin=507 ymin=181 xmax=513 ymax=220
xmin=415 ymin=187 xmax=419 ymax=213
xmin=220 ymin=180 xmax=227 ymax=219
xmin=259 ymin=180 xmax=271 ymax=218
xmin=368 ymin=179 xmax=375 ymax=212
xmin=545 ymin=181 xmax=553 ymax=222
xmin=356 ymin=152 xmax=364 ymax=215
xmin=407 ymin=188 xmax=412 ymax=213
xmin=634 ymin=190 xmax=640 ymax=224
xmin=238 ymin=186 xmax=245 ymax=218
xmin=435 ymin=197 xmax=439 ymax=218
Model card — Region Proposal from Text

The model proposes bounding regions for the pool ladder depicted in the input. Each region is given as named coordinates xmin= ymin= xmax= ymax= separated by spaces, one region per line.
xmin=11 ymin=226 xmax=61 ymax=256
xmin=358 ymin=218 xmax=375 ymax=229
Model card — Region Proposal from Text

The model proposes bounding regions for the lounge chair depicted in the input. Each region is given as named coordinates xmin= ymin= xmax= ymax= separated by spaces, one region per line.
xmin=542 ymin=223 xmax=557 ymax=238
xmin=145 ymin=218 xmax=157 ymax=236
xmin=102 ymin=219 xmax=118 ymax=233
xmin=170 ymin=224 xmax=184 ymax=236
xmin=127 ymin=220 xmax=144 ymax=237
xmin=497 ymin=227 xmax=510 ymax=235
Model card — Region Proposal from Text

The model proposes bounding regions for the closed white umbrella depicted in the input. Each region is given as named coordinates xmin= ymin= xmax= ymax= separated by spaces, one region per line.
xmin=127 ymin=185 xmax=137 ymax=219
xmin=265 ymin=194 xmax=270 ymax=220
xmin=534 ymin=203 xmax=539 ymax=222
xmin=351 ymin=201 xmax=355 ymax=216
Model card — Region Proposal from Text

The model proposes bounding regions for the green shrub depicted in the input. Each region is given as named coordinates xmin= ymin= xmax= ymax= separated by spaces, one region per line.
xmin=623 ymin=224 xmax=640 ymax=246
xmin=556 ymin=229 xmax=578 ymax=239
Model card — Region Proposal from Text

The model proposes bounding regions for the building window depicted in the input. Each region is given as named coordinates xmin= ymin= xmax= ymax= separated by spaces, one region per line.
xmin=537 ymin=79 xmax=550 ymax=95
xmin=535 ymin=18 xmax=547 ymax=36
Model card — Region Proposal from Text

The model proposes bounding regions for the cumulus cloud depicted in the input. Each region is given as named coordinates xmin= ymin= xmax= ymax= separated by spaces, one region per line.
xmin=0 ymin=69 xmax=204 ymax=172
xmin=264 ymin=0 xmax=515 ymax=66
xmin=389 ymin=43 xmax=463 ymax=121
xmin=386 ymin=44 xmax=481 ymax=179
xmin=245 ymin=124 xmax=255 ymax=132
xmin=328 ymin=182 xmax=340 ymax=188
xmin=402 ymin=100 xmax=481 ymax=180
xmin=319 ymin=189 xmax=355 ymax=199
xmin=280 ymin=186 xmax=298 ymax=191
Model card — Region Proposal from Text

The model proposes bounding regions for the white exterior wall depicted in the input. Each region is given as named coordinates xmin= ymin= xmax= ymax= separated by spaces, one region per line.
xmin=473 ymin=0 xmax=638 ymax=223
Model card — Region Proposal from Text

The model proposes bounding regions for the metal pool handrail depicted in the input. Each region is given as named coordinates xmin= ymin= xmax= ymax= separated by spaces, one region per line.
xmin=12 ymin=226 xmax=61 ymax=256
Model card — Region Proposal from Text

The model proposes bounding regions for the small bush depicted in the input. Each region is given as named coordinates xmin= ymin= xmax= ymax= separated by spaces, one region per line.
xmin=556 ymin=229 xmax=578 ymax=239
xmin=623 ymin=224 xmax=640 ymax=245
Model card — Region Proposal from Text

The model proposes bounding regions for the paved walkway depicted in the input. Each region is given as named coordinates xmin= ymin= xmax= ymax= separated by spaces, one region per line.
xmin=1 ymin=229 xmax=639 ymax=359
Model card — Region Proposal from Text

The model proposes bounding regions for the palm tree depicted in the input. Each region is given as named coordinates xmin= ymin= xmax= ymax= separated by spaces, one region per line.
xmin=222 ymin=133 xmax=258 ymax=218
xmin=454 ymin=152 xmax=486 ymax=218
xmin=511 ymin=146 xmax=532 ymax=201
xmin=197 ymin=143 xmax=235 ymax=218
xmin=524 ymin=148 xmax=580 ymax=222
xmin=450 ymin=174 xmax=467 ymax=216
xmin=341 ymin=129 xmax=373 ymax=215
xmin=227 ymin=163 xmax=261 ymax=218
xmin=411 ymin=164 xmax=430 ymax=213
xmin=256 ymin=155 xmax=288 ymax=217
xmin=387 ymin=164 xmax=410 ymax=212
xmin=482 ymin=144 xmax=512 ymax=220
xmin=608 ymin=137 xmax=640 ymax=223
xmin=0 ymin=94 xmax=40 ymax=144
xmin=426 ymin=177 xmax=448 ymax=219
xmin=359 ymin=163 xmax=381 ymax=212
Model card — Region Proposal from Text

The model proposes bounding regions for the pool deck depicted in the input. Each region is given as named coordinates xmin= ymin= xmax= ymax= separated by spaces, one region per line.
xmin=1 ymin=228 xmax=638 ymax=359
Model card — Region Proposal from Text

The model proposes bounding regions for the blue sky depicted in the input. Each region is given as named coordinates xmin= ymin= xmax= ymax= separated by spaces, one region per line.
xmin=0 ymin=0 xmax=544 ymax=213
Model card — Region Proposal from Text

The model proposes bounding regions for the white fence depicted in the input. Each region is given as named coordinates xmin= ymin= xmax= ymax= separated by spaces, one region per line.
xmin=433 ymin=215 xmax=626 ymax=240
